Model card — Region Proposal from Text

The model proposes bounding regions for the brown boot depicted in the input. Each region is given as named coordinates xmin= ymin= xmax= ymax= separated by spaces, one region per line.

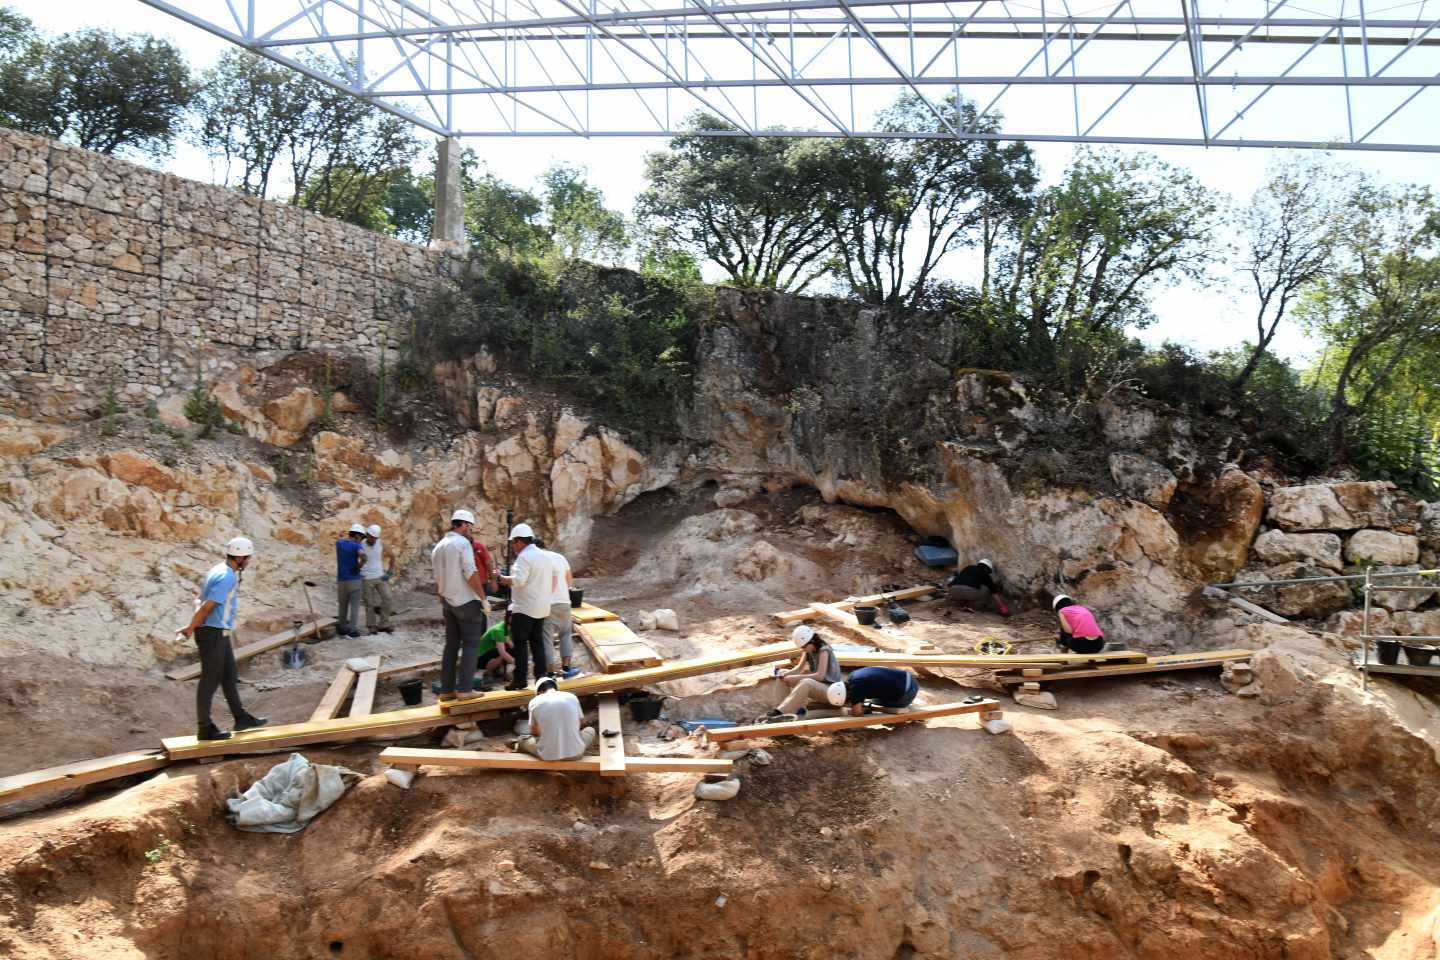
xmin=438 ymin=691 xmax=457 ymax=703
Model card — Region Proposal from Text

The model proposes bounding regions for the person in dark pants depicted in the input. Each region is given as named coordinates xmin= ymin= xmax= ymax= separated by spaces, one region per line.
xmin=826 ymin=666 xmax=920 ymax=716
xmin=175 ymin=537 xmax=269 ymax=741
xmin=1053 ymin=594 xmax=1106 ymax=654
xmin=498 ymin=522 xmax=551 ymax=690
xmin=335 ymin=523 xmax=366 ymax=638
xmin=946 ymin=559 xmax=1011 ymax=616
xmin=430 ymin=509 xmax=491 ymax=702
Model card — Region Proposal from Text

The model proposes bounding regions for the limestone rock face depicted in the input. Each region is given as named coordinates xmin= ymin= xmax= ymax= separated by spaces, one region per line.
xmin=1233 ymin=563 xmax=1352 ymax=619
xmin=1252 ymin=530 xmax=1344 ymax=572
xmin=1389 ymin=610 xmax=1440 ymax=638
xmin=1420 ymin=502 xmax=1440 ymax=549
xmin=1365 ymin=565 xmax=1435 ymax=612
xmin=1330 ymin=481 xmax=1414 ymax=529
xmin=1169 ymin=469 xmax=1265 ymax=582
xmin=0 ymin=415 xmax=68 ymax=458
xmin=1109 ymin=453 xmax=1178 ymax=510
xmin=1345 ymin=529 xmax=1420 ymax=566
xmin=1324 ymin=608 xmax=1389 ymax=636
xmin=1267 ymin=484 xmax=1355 ymax=532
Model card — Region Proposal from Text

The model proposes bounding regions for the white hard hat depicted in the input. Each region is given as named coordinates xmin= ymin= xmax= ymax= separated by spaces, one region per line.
xmin=451 ymin=509 xmax=476 ymax=525
xmin=509 ymin=522 xmax=535 ymax=540
xmin=367 ymin=524 xmax=381 ymax=537
xmin=348 ymin=522 xmax=367 ymax=535
xmin=1052 ymin=594 xmax=1073 ymax=610
xmin=532 ymin=676 xmax=558 ymax=694
xmin=826 ymin=681 xmax=847 ymax=707
xmin=978 ymin=558 xmax=994 ymax=570
xmin=225 ymin=536 xmax=254 ymax=557
xmin=791 ymin=625 xmax=816 ymax=647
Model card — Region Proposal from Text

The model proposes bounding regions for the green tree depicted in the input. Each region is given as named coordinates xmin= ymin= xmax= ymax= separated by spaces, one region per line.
xmin=384 ymin=169 xmax=434 ymax=243
xmin=465 ymin=168 xmax=548 ymax=258
xmin=194 ymin=50 xmax=307 ymax=198
xmin=818 ymin=93 xmax=1037 ymax=308
xmin=1 ymin=24 xmax=194 ymax=158
xmin=995 ymin=150 xmax=1215 ymax=370
xmin=636 ymin=114 xmax=836 ymax=293
xmin=541 ymin=163 xmax=628 ymax=264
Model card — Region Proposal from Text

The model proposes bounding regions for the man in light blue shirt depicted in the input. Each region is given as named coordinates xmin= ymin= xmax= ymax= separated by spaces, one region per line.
xmin=175 ymin=537 xmax=269 ymax=742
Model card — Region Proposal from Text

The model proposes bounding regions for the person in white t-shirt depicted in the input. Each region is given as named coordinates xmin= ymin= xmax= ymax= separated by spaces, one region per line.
xmin=360 ymin=523 xmax=394 ymax=634
xmin=534 ymin=538 xmax=578 ymax=679
xmin=515 ymin=677 xmax=595 ymax=761
xmin=498 ymin=522 xmax=552 ymax=689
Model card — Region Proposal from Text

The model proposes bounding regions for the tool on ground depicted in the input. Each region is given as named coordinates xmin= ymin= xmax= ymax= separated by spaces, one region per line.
xmin=974 ymin=637 xmax=1013 ymax=656
xmin=282 ymin=619 xmax=307 ymax=669
xmin=883 ymin=596 xmax=910 ymax=624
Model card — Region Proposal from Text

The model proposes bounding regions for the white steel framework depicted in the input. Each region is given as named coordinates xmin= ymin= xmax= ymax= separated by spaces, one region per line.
xmin=142 ymin=0 xmax=1440 ymax=151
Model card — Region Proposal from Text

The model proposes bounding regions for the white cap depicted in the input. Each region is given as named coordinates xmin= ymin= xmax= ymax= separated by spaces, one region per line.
xmin=451 ymin=509 xmax=476 ymax=525
xmin=367 ymin=524 xmax=381 ymax=537
xmin=509 ymin=522 xmax=535 ymax=540
xmin=348 ymin=523 xmax=367 ymax=535
xmin=533 ymin=676 xmax=558 ymax=694
xmin=978 ymin=558 xmax=994 ymax=570
xmin=791 ymin=625 xmax=816 ymax=647
xmin=225 ymin=536 xmax=254 ymax=557
xmin=1052 ymin=594 xmax=1073 ymax=610
xmin=826 ymin=681 xmax=847 ymax=706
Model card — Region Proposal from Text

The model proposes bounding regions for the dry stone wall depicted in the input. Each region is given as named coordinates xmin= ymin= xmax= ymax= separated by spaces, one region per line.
xmin=0 ymin=128 xmax=448 ymax=418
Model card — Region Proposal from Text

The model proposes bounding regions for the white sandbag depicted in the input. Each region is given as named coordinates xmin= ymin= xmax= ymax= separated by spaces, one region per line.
xmin=226 ymin=753 xmax=360 ymax=833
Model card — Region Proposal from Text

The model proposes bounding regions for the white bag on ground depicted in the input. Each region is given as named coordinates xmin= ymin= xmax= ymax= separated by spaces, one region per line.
xmin=226 ymin=753 xmax=360 ymax=834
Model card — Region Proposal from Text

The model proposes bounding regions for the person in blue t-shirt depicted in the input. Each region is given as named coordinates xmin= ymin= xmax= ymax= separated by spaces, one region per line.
xmin=335 ymin=523 xmax=367 ymax=637
xmin=825 ymin=666 xmax=920 ymax=716
xmin=175 ymin=537 xmax=269 ymax=742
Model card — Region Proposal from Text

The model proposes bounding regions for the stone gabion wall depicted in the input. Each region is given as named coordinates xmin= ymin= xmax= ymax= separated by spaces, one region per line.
xmin=0 ymin=127 xmax=449 ymax=418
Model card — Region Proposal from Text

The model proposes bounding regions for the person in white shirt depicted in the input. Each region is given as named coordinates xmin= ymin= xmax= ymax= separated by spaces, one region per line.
xmin=535 ymin=537 xmax=579 ymax=679
xmin=515 ymin=677 xmax=595 ymax=760
xmin=430 ymin=508 xmax=490 ymax=701
xmin=498 ymin=522 xmax=551 ymax=689
xmin=360 ymin=523 xmax=394 ymax=634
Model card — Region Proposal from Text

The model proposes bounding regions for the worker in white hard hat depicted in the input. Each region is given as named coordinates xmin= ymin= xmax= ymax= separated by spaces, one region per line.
xmin=533 ymin=536 xmax=580 ymax=680
xmin=429 ymin=509 xmax=491 ymax=701
xmin=826 ymin=666 xmax=920 ymax=717
xmin=174 ymin=536 xmax=268 ymax=741
xmin=945 ymin=558 xmax=1011 ymax=617
xmin=764 ymin=625 xmax=844 ymax=719
xmin=513 ymin=675 xmax=596 ymax=761
xmin=498 ymin=522 xmax=551 ymax=689
xmin=334 ymin=522 xmax=369 ymax=638
xmin=360 ymin=523 xmax=394 ymax=634
xmin=1052 ymin=594 xmax=1106 ymax=654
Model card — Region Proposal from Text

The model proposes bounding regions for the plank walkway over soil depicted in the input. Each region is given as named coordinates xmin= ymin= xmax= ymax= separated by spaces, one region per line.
xmin=379 ymin=747 xmax=731 ymax=774
xmin=993 ymin=649 xmax=1255 ymax=684
xmin=574 ymin=616 xmax=663 ymax=673
xmin=0 ymin=751 xmax=169 ymax=805
xmin=165 ymin=618 xmax=338 ymax=681
xmin=704 ymin=699 xmax=1000 ymax=743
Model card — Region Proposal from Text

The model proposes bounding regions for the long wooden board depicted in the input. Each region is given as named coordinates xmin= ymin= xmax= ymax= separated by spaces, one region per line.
xmin=993 ymin=649 xmax=1255 ymax=684
xmin=166 ymin=617 xmax=338 ymax=681
xmin=705 ymin=698 xmax=1000 ymax=743
xmin=310 ymin=665 xmax=360 ymax=722
xmin=575 ymin=617 xmax=663 ymax=673
xmin=377 ymin=656 xmax=441 ymax=680
xmin=0 ymin=750 xmax=169 ymax=806
xmin=445 ymin=641 xmax=798 ymax=717
xmin=571 ymin=603 xmax=621 ymax=625
xmin=379 ymin=747 xmax=731 ymax=774
xmin=348 ymin=656 xmax=382 ymax=717
xmin=597 ymin=696 xmax=625 ymax=777
xmin=774 ymin=585 xmax=940 ymax=624
xmin=835 ymin=650 xmax=1147 ymax=669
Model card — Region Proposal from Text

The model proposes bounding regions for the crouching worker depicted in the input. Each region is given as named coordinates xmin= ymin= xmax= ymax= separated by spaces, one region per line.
xmin=1053 ymin=595 xmax=1105 ymax=654
xmin=515 ymin=676 xmax=596 ymax=761
xmin=474 ymin=607 xmax=516 ymax=688
xmin=768 ymin=625 xmax=842 ymax=718
xmin=946 ymin=559 xmax=1011 ymax=617
xmin=826 ymin=666 xmax=919 ymax=716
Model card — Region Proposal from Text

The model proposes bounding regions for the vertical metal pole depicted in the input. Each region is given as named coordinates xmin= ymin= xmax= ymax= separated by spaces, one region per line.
xmin=357 ymin=0 xmax=365 ymax=81
xmin=246 ymin=0 xmax=255 ymax=40
xmin=1362 ymin=566 xmax=1371 ymax=691
xmin=1359 ymin=0 xmax=1371 ymax=75
xmin=1340 ymin=2 xmax=1355 ymax=142
xmin=446 ymin=34 xmax=453 ymax=131
xmin=847 ymin=24 xmax=854 ymax=130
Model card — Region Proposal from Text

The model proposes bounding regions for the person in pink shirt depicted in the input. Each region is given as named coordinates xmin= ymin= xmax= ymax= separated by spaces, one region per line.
xmin=1053 ymin=595 xmax=1105 ymax=654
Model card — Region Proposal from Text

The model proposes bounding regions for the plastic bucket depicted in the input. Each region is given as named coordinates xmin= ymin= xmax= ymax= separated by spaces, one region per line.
xmin=1402 ymin=645 xmax=1435 ymax=666
xmin=398 ymin=679 xmax=424 ymax=706
xmin=1376 ymin=639 xmax=1401 ymax=665
xmin=570 ymin=588 xmax=584 ymax=609
xmin=854 ymin=606 xmax=878 ymax=626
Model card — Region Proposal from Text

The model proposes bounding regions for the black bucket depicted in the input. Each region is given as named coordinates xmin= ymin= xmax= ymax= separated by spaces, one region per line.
xmin=398 ymin=679 xmax=424 ymax=706
xmin=854 ymin=606 xmax=878 ymax=626
xmin=629 ymin=695 xmax=664 ymax=722
xmin=1376 ymin=639 xmax=1401 ymax=665
xmin=1402 ymin=645 xmax=1435 ymax=666
xmin=570 ymin=588 xmax=584 ymax=609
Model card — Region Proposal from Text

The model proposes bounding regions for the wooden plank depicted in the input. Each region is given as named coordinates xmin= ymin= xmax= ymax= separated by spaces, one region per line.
xmin=597 ymin=696 xmax=626 ymax=777
xmin=993 ymin=649 xmax=1255 ymax=684
xmin=446 ymin=641 xmax=798 ymax=717
xmin=835 ymin=650 xmax=1147 ymax=669
xmin=166 ymin=617 xmax=338 ymax=681
xmin=572 ymin=603 xmax=622 ymax=625
xmin=377 ymin=657 xmax=441 ymax=680
xmin=594 ymin=642 xmax=664 ymax=667
xmin=774 ymin=585 xmax=941 ymax=624
xmin=810 ymin=601 xmax=861 ymax=627
xmin=163 ymin=703 xmax=461 ymax=760
xmin=348 ymin=656 xmax=382 ymax=717
xmin=575 ymin=617 xmax=663 ymax=674
xmin=704 ymin=698 xmax=999 ymax=743
xmin=0 ymin=750 xmax=169 ymax=806
xmin=380 ymin=747 xmax=730 ymax=774
xmin=309 ymin=665 xmax=360 ymax=722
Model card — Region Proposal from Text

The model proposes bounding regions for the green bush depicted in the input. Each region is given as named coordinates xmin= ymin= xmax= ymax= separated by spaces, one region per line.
xmin=184 ymin=368 xmax=226 ymax=438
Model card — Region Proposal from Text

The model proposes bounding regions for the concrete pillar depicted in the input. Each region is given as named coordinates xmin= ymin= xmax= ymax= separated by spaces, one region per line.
xmin=430 ymin=137 xmax=467 ymax=251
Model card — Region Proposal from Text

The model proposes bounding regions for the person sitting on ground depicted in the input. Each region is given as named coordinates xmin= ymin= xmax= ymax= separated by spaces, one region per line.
xmin=475 ymin=606 xmax=516 ymax=687
xmin=1052 ymin=594 xmax=1105 ymax=654
xmin=946 ymin=558 xmax=1011 ymax=617
xmin=769 ymin=625 xmax=842 ymax=718
xmin=826 ymin=666 xmax=920 ymax=717
xmin=514 ymin=676 xmax=596 ymax=761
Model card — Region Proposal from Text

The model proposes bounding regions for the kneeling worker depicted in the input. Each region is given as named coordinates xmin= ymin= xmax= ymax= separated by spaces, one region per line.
xmin=515 ymin=676 xmax=596 ymax=761
xmin=475 ymin=606 xmax=516 ymax=687
xmin=826 ymin=666 xmax=920 ymax=716
xmin=771 ymin=625 xmax=841 ymax=717
xmin=1053 ymin=595 xmax=1105 ymax=654
xmin=946 ymin=558 xmax=1011 ymax=617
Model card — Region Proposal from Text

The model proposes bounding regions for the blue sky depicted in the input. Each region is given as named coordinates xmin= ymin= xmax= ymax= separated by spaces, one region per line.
xmin=13 ymin=0 xmax=1440 ymax=363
